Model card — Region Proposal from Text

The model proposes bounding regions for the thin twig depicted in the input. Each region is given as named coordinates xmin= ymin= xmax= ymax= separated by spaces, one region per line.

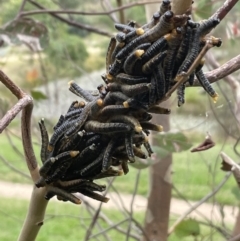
xmin=109 ymin=183 xmax=150 ymax=241
xmin=0 ymin=155 xmax=31 ymax=179
xmin=81 ymin=196 xmax=140 ymax=240
xmin=16 ymin=0 xmax=28 ymax=18
xmin=126 ymin=170 xmax=141 ymax=241
xmin=101 ymin=0 xmax=119 ymax=23
xmin=90 ymin=218 xmax=130 ymax=239
xmin=83 ymin=203 xmax=111 ymax=241
xmin=27 ymin=0 xmax=113 ymax=37
xmin=211 ymin=0 xmax=239 ymax=21
xmin=5 ymin=129 xmax=25 ymax=160
xmin=168 ymin=172 xmax=232 ymax=235
xmin=20 ymin=1 xmax=162 ymax=18
xmin=84 ymin=178 xmax=114 ymax=241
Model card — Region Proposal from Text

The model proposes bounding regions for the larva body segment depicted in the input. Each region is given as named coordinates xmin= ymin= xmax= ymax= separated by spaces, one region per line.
xmin=177 ymin=84 xmax=186 ymax=107
xmin=173 ymin=26 xmax=193 ymax=77
xmin=123 ymin=28 xmax=145 ymax=43
xmin=141 ymin=36 xmax=167 ymax=63
xmin=53 ymin=115 xmax=65 ymax=131
xmin=140 ymin=10 xmax=175 ymax=43
xmin=159 ymin=0 xmax=171 ymax=15
xmin=102 ymin=138 xmax=117 ymax=171
xmin=85 ymin=134 xmax=102 ymax=147
xmin=108 ymin=59 xmax=123 ymax=77
xmin=103 ymin=91 xmax=129 ymax=106
xmin=164 ymin=28 xmax=182 ymax=92
xmin=120 ymin=83 xmax=151 ymax=97
xmin=64 ymin=99 xmax=99 ymax=138
xmin=98 ymin=105 xmax=128 ymax=118
xmin=148 ymin=105 xmax=171 ymax=114
xmin=142 ymin=51 xmax=167 ymax=74
xmin=149 ymin=66 xmax=165 ymax=105
xmin=115 ymin=32 xmax=126 ymax=43
xmin=143 ymin=141 xmax=154 ymax=157
xmin=79 ymin=189 xmax=109 ymax=203
xmin=123 ymin=43 xmax=151 ymax=75
xmin=64 ymin=108 xmax=82 ymax=121
xmin=68 ymin=81 xmax=95 ymax=102
xmin=125 ymin=133 xmax=135 ymax=163
xmin=84 ymin=120 xmax=132 ymax=133
xmin=48 ymin=119 xmax=76 ymax=151
xmin=106 ymin=37 xmax=117 ymax=71
xmin=80 ymin=149 xmax=105 ymax=176
xmin=110 ymin=42 xmax=125 ymax=65
xmin=177 ymin=18 xmax=220 ymax=75
xmin=39 ymin=118 xmax=49 ymax=164
xmin=115 ymin=73 xmax=149 ymax=85
xmin=121 ymin=161 xmax=129 ymax=174
xmin=140 ymin=122 xmax=163 ymax=132
xmin=114 ymin=23 xmax=135 ymax=33
xmin=195 ymin=69 xmax=218 ymax=102
xmin=133 ymin=146 xmax=147 ymax=159
xmin=142 ymin=11 xmax=161 ymax=30
xmin=108 ymin=115 xmax=142 ymax=133
xmin=116 ymin=11 xmax=174 ymax=62
xmin=188 ymin=73 xmax=195 ymax=86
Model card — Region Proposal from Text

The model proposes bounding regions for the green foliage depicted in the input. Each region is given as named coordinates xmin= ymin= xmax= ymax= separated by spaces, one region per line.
xmin=0 ymin=196 xmax=229 ymax=241
xmin=45 ymin=29 xmax=88 ymax=77
xmin=231 ymin=186 xmax=240 ymax=201
xmin=31 ymin=90 xmax=48 ymax=101
xmin=195 ymin=0 xmax=213 ymax=19
xmin=175 ymin=219 xmax=200 ymax=238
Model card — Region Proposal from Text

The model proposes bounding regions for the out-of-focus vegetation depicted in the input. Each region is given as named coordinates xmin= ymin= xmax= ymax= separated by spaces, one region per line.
xmin=0 ymin=196 xmax=227 ymax=241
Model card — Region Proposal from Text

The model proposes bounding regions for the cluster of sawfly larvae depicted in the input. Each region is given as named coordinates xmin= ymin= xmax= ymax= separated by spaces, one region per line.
xmin=36 ymin=0 xmax=222 ymax=205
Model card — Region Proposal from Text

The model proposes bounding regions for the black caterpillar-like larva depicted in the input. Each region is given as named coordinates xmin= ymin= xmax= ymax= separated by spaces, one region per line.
xmin=36 ymin=1 xmax=222 ymax=204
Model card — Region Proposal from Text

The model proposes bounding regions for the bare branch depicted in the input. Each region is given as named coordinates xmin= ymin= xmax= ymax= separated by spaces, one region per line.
xmin=0 ymin=96 xmax=30 ymax=134
xmin=116 ymin=0 xmax=125 ymax=24
xmin=16 ymin=0 xmax=28 ymax=18
xmin=212 ymin=0 xmax=239 ymax=21
xmin=17 ymin=187 xmax=48 ymax=241
xmin=21 ymin=1 xmax=162 ymax=18
xmin=220 ymin=152 xmax=240 ymax=187
xmin=126 ymin=170 xmax=141 ymax=241
xmin=101 ymin=0 xmax=119 ymax=23
xmin=28 ymin=0 xmax=113 ymax=37
xmin=5 ymin=130 xmax=25 ymax=159
xmin=228 ymin=233 xmax=240 ymax=241
xmin=190 ymin=54 xmax=240 ymax=87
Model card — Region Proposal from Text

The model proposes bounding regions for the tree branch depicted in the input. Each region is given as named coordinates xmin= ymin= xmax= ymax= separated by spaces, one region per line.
xmin=20 ymin=1 xmax=162 ymax=18
xmin=212 ymin=0 xmax=239 ymax=20
xmin=27 ymin=0 xmax=113 ymax=37
xmin=190 ymin=54 xmax=240 ymax=87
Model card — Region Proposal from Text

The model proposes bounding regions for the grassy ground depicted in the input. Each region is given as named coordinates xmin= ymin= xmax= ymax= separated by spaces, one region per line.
xmin=0 ymin=197 xmax=227 ymax=241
